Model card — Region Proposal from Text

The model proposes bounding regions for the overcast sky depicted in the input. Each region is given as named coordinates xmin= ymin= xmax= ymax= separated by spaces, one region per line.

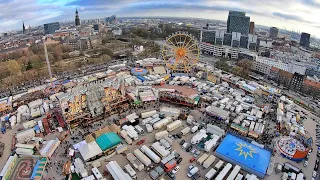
xmin=1 ymin=0 xmax=320 ymax=37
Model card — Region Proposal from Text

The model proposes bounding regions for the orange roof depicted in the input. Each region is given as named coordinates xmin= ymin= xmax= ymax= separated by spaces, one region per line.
xmin=304 ymin=79 xmax=320 ymax=89
xmin=271 ymin=67 xmax=279 ymax=72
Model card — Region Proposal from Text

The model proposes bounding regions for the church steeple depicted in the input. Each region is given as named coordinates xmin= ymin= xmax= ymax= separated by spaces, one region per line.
xmin=22 ymin=21 xmax=26 ymax=34
xmin=75 ymin=8 xmax=80 ymax=26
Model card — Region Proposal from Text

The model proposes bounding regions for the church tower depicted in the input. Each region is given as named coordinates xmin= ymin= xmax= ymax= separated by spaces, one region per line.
xmin=22 ymin=21 xmax=26 ymax=34
xmin=75 ymin=9 xmax=80 ymax=26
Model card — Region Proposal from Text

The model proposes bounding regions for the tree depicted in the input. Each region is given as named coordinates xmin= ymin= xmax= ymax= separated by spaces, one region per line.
xmin=238 ymin=59 xmax=253 ymax=70
xmin=215 ymin=60 xmax=231 ymax=72
xmin=102 ymin=54 xmax=111 ymax=62
xmin=26 ymin=62 xmax=33 ymax=70
xmin=101 ymin=48 xmax=114 ymax=57
xmin=18 ymin=56 xmax=29 ymax=66
xmin=7 ymin=60 xmax=21 ymax=76
xmin=60 ymin=45 xmax=72 ymax=53
xmin=54 ymin=45 xmax=63 ymax=61
xmin=29 ymin=55 xmax=41 ymax=63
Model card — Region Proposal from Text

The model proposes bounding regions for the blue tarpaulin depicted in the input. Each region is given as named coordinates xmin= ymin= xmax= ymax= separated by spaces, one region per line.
xmin=215 ymin=134 xmax=271 ymax=178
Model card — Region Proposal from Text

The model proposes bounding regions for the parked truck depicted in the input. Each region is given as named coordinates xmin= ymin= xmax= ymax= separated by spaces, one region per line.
xmin=191 ymin=129 xmax=207 ymax=144
xmin=126 ymin=153 xmax=144 ymax=171
xmin=203 ymin=155 xmax=216 ymax=168
xmin=145 ymin=124 xmax=153 ymax=133
xmin=150 ymin=142 xmax=170 ymax=158
xmin=140 ymin=145 xmax=161 ymax=163
xmin=124 ymin=164 xmax=137 ymax=179
xmin=215 ymin=163 xmax=232 ymax=180
xmin=226 ymin=165 xmax=241 ymax=180
xmin=197 ymin=153 xmax=209 ymax=165
xmin=133 ymin=149 xmax=152 ymax=167
xmin=122 ymin=125 xmax=139 ymax=140
xmin=166 ymin=120 xmax=182 ymax=132
xmin=141 ymin=110 xmax=157 ymax=119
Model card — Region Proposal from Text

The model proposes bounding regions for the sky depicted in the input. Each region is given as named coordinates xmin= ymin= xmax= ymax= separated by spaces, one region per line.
xmin=0 ymin=0 xmax=320 ymax=37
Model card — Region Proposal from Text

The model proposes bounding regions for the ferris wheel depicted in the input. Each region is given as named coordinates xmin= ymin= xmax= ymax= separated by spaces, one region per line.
xmin=162 ymin=32 xmax=200 ymax=72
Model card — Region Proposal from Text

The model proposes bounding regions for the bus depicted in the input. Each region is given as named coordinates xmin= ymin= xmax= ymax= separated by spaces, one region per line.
xmin=91 ymin=167 xmax=103 ymax=180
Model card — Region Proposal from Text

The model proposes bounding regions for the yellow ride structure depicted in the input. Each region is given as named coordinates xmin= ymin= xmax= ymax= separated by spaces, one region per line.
xmin=162 ymin=31 xmax=200 ymax=72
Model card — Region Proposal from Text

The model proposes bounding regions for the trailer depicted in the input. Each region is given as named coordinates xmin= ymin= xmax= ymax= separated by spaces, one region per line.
xmin=145 ymin=124 xmax=153 ymax=133
xmin=105 ymin=161 xmax=132 ymax=180
xmin=160 ymin=152 xmax=176 ymax=165
xmin=133 ymin=149 xmax=152 ymax=167
xmin=235 ymin=173 xmax=244 ymax=180
xmin=215 ymin=163 xmax=232 ymax=180
xmin=214 ymin=160 xmax=224 ymax=171
xmin=140 ymin=145 xmax=161 ymax=163
xmin=153 ymin=117 xmax=172 ymax=130
xmin=181 ymin=127 xmax=191 ymax=136
xmin=134 ymin=125 xmax=144 ymax=135
xmin=197 ymin=153 xmax=209 ymax=165
xmin=203 ymin=155 xmax=216 ymax=168
xmin=141 ymin=110 xmax=157 ymax=119
xmin=22 ymin=120 xmax=36 ymax=129
xmin=191 ymin=129 xmax=207 ymax=144
xmin=159 ymin=139 xmax=171 ymax=150
xmin=125 ymin=136 xmax=133 ymax=145
xmin=164 ymin=136 xmax=173 ymax=145
xmin=191 ymin=126 xmax=198 ymax=133
xmin=149 ymin=117 xmax=161 ymax=125
xmin=122 ymin=125 xmax=139 ymax=141
xmin=15 ymin=143 xmax=35 ymax=149
xmin=124 ymin=164 xmax=137 ymax=179
xmin=16 ymin=128 xmax=35 ymax=143
xmin=205 ymin=168 xmax=217 ymax=180
xmin=142 ymin=117 xmax=153 ymax=125
xmin=126 ymin=153 xmax=144 ymax=171
xmin=150 ymin=142 xmax=170 ymax=158
xmin=16 ymin=147 xmax=34 ymax=155
xmin=227 ymin=165 xmax=241 ymax=180
xmin=204 ymin=135 xmax=219 ymax=152
xmin=166 ymin=120 xmax=182 ymax=132
xmin=91 ymin=167 xmax=103 ymax=180
xmin=160 ymin=107 xmax=180 ymax=119
xmin=155 ymin=130 xmax=168 ymax=141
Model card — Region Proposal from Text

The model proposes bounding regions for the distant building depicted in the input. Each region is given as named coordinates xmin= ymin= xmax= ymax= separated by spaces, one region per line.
xmin=106 ymin=15 xmax=117 ymax=24
xmin=300 ymin=32 xmax=310 ymax=47
xmin=269 ymin=27 xmax=278 ymax=39
xmin=249 ymin=22 xmax=255 ymax=34
xmin=44 ymin=22 xmax=60 ymax=34
xmin=22 ymin=21 xmax=26 ymax=34
xmin=227 ymin=10 xmax=250 ymax=35
xmin=75 ymin=9 xmax=80 ymax=26
xmin=291 ymin=73 xmax=304 ymax=91
xmin=302 ymin=77 xmax=320 ymax=98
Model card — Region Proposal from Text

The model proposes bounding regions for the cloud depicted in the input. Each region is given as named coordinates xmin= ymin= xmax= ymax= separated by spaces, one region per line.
xmin=272 ymin=12 xmax=310 ymax=23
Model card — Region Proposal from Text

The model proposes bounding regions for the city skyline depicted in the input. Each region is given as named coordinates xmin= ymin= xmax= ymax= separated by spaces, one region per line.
xmin=0 ymin=0 xmax=320 ymax=37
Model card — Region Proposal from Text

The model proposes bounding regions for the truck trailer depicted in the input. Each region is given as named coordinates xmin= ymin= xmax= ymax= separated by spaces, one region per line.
xmin=133 ymin=149 xmax=152 ymax=167
xmin=126 ymin=153 xmax=144 ymax=171
xmin=197 ymin=153 xmax=209 ymax=165
xmin=166 ymin=120 xmax=182 ymax=132
xmin=203 ymin=155 xmax=216 ymax=168
xmin=140 ymin=145 xmax=161 ymax=163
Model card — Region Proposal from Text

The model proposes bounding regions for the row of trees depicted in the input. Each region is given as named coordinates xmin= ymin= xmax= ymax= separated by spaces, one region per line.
xmin=215 ymin=58 xmax=252 ymax=79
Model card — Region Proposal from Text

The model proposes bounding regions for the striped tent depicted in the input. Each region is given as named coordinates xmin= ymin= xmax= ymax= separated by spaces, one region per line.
xmin=31 ymin=157 xmax=48 ymax=180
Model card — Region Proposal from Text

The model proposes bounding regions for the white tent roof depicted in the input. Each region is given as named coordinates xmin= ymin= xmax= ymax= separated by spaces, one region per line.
xmin=78 ymin=140 xmax=103 ymax=161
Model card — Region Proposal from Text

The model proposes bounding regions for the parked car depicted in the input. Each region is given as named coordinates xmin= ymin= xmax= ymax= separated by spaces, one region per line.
xmin=313 ymin=171 xmax=317 ymax=178
xmin=172 ymin=166 xmax=180 ymax=174
xmin=191 ymin=149 xmax=197 ymax=154
xmin=188 ymin=165 xmax=195 ymax=171
xmin=303 ymin=160 xmax=308 ymax=167
xmin=177 ymin=157 xmax=183 ymax=164
xmin=189 ymin=157 xmax=196 ymax=163
xmin=179 ymin=139 xmax=185 ymax=145
xmin=186 ymin=145 xmax=193 ymax=152
xmin=191 ymin=172 xmax=200 ymax=180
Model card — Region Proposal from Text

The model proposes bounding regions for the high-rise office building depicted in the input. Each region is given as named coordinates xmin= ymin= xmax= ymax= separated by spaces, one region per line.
xmin=44 ymin=22 xmax=60 ymax=34
xmin=227 ymin=11 xmax=250 ymax=35
xmin=223 ymin=33 xmax=232 ymax=46
xmin=105 ymin=15 xmax=117 ymax=24
xmin=75 ymin=9 xmax=80 ymax=26
xmin=269 ymin=27 xmax=278 ymax=39
xmin=249 ymin=22 xmax=255 ymax=34
xmin=200 ymin=29 xmax=216 ymax=45
xmin=300 ymin=32 xmax=310 ymax=47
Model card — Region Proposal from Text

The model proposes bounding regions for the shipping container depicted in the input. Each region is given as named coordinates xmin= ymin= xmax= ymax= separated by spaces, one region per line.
xmin=215 ymin=163 xmax=232 ymax=180
xmin=166 ymin=120 xmax=182 ymax=132
xmin=203 ymin=155 xmax=216 ymax=168
xmin=140 ymin=145 xmax=161 ymax=163
xmin=133 ymin=149 xmax=152 ymax=167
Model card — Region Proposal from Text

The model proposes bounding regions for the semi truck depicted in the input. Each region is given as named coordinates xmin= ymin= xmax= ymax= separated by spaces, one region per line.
xmin=141 ymin=110 xmax=157 ymax=119
xmin=203 ymin=155 xmax=216 ymax=168
xmin=126 ymin=153 xmax=144 ymax=171
xmin=160 ymin=152 xmax=176 ymax=165
xmin=166 ymin=120 xmax=182 ymax=132
xmin=124 ymin=164 xmax=137 ymax=179
xmin=140 ymin=145 xmax=161 ymax=163
xmin=133 ymin=149 xmax=152 ymax=167
xmin=164 ymin=159 xmax=177 ymax=172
